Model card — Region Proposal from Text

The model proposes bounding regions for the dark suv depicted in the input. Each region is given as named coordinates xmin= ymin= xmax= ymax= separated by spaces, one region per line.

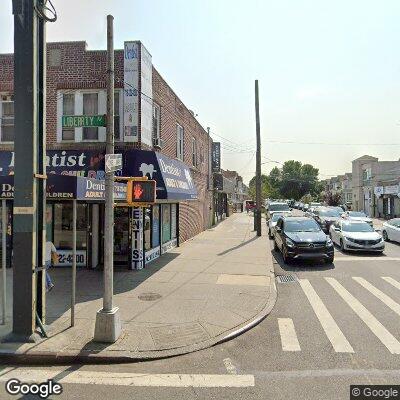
xmin=312 ymin=207 xmax=342 ymax=233
xmin=274 ymin=216 xmax=334 ymax=264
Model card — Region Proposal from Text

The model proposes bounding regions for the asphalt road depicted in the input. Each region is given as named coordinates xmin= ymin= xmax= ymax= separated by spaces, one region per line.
xmin=1 ymin=212 xmax=400 ymax=400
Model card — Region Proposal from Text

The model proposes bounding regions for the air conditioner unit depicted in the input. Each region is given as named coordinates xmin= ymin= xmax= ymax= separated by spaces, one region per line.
xmin=153 ymin=137 xmax=164 ymax=149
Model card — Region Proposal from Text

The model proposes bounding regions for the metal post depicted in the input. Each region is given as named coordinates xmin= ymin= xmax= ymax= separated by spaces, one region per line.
xmin=255 ymin=80 xmax=262 ymax=236
xmin=71 ymin=200 xmax=77 ymax=327
xmin=93 ymin=15 xmax=121 ymax=342
xmin=1 ymin=200 xmax=6 ymax=325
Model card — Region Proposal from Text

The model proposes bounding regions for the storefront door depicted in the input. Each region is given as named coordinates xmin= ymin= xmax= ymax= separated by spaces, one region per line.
xmin=114 ymin=207 xmax=130 ymax=267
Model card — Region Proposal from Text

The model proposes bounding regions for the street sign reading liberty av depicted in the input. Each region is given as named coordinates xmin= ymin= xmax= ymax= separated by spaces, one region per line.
xmin=127 ymin=179 xmax=156 ymax=205
xmin=105 ymin=154 xmax=122 ymax=173
xmin=62 ymin=115 xmax=107 ymax=128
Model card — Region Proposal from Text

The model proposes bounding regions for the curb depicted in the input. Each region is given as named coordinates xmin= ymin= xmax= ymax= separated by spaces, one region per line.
xmin=1 ymin=248 xmax=277 ymax=365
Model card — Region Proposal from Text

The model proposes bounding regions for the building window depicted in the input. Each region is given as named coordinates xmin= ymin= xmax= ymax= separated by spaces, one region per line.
xmin=176 ymin=124 xmax=184 ymax=161
xmin=152 ymin=205 xmax=160 ymax=248
xmin=162 ymin=204 xmax=171 ymax=244
xmin=192 ymin=137 xmax=197 ymax=167
xmin=363 ymin=168 xmax=371 ymax=181
xmin=114 ymin=91 xmax=120 ymax=141
xmin=144 ymin=207 xmax=152 ymax=251
xmin=1 ymin=100 xmax=14 ymax=142
xmin=82 ymin=93 xmax=98 ymax=141
xmin=62 ymin=93 xmax=75 ymax=141
xmin=153 ymin=103 xmax=161 ymax=140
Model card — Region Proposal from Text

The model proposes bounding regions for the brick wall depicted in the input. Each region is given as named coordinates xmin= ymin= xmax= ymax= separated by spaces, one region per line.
xmin=0 ymin=40 xmax=212 ymax=243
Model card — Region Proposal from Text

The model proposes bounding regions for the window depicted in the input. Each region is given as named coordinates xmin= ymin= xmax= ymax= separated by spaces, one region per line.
xmin=114 ymin=91 xmax=120 ymax=140
xmin=144 ymin=207 xmax=152 ymax=251
xmin=1 ymin=100 xmax=14 ymax=142
xmin=176 ymin=124 xmax=184 ymax=160
xmin=82 ymin=93 xmax=98 ymax=140
xmin=363 ymin=168 xmax=371 ymax=181
xmin=153 ymin=103 xmax=161 ymax=140
xmin=62 ymin=93 xmax=75 ymax=141
xmin=192 ymin=137 xmax=197 ymax=167
xmin=162 ymin=204 xmax=171 ymax=243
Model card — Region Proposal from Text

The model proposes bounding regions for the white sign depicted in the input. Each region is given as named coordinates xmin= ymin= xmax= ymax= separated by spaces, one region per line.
xmin=123 ymin=41 xmax=139 ymax=143
xmin=105 ymin=153 xmax=122 ymax=173
xmin=54 ymin=250 xmax=86 ymax=267
xmin=140 ymin=43 xmax=153 ymax=147
xmin=384 ymin=185 xmax=399 ymax=195
xmin=374 ymin=186 xmax=383 ymax=198
xmin=131 ymin=207 xmax=144 ymax=269
xmin=161 ymin=238 xmax=177 ymax=254
xmin=145 ymin=246 xmax=160 ymax=264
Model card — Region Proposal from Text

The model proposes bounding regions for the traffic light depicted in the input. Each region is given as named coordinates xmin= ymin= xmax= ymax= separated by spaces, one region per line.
xmin=126 ymin=179 xmax=156 ymax=204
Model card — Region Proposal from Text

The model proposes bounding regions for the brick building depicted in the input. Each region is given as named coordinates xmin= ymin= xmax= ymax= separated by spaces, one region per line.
xmin=0 ymin=41 xmax=213 ymax=268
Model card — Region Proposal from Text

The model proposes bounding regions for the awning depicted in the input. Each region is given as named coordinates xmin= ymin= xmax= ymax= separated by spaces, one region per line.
xmin=123 ymin=150 xmax=197 ymax=200
xmin=0 ymin=174 xmax=127 ymax=201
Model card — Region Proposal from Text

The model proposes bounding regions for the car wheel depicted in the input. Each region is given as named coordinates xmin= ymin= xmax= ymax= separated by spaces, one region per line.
xmin=268 ymin=229 xmax=273 ymax=239
xmin=340 ymin=239 xmax=346 ymax=252
xmin=282 ymin=247 xmax=292 ymax=264
xmin=326 ymin=256 xmax=334 ymax=264
xmin=382 ymin=230 xmax=389 ymax=242
xmin=274 ymin=240 xmax=278 ymax=251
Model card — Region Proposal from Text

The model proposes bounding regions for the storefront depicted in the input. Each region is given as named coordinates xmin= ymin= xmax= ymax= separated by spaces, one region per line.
xmin=374 ymin=184 xmax=400 ymax=219
xmin=0 ymin=149 xmax=197 ymax=270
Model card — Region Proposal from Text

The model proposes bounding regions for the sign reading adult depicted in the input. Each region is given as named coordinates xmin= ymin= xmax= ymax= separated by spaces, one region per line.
xmin=126 ymin=179 xmax=156 ymax=204
xmin=62 ymin=115 xmax=107 ymax=128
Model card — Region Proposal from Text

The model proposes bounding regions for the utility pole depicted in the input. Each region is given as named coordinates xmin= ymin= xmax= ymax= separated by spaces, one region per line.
xmin=255 ymin=80 xmax=262 ymax=236
xmin=8 ymin=0 xmax=46 ymax=342
xmin=94 ymin=15 xmax=121 ymax=343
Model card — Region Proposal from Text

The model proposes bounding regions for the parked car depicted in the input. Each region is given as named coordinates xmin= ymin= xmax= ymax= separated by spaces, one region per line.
xmin=310 ymin=202 xmax=322 ymax=208
xmin=267 ymin=202 xmax=291 ymax=219
xmin=302 ymin=203 xmax=310 ymax=212
xmin=382 ymin=218 xmax=400 ymax=243
xmin=329 ymin=220 xmax=384 ymax=253
xmin=273 ymin=216 xmax=334 ymax=264
xmin=268 ymin=212 xmax=291 ymax=238
xmin=305 ymin=206 xmax=321 ymax=218
xmin=329 ymin=206 xmax=346 ymax=214
xmin=313 ymin=207 xmax=342 ymax=233
xmin=342 ymin=211 xmax=373 ymax=226
xmin=298 ymin=202 xmax=304 ymax=210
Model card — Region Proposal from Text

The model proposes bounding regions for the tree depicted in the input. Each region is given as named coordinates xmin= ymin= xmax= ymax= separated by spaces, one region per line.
xmin=323 ymin=191 xmax=342 ymax=206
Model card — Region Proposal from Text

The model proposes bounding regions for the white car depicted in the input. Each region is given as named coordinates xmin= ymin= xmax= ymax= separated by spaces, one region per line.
xmin=267 ymin=212 xmax=292 ymax=238
xmin=342 ymin=211 xmax=373 ymax=226
xmin=329 ymin=220 xmax=384 ymax=253
xmin=267 ymin=202 xmax=291 ymax=219
xmin=382 ymin=218 xmax=400 ymax=243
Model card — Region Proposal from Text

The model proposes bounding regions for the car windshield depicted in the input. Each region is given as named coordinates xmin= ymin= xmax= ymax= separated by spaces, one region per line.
xmin=272 ymin=213 xmax=284 ymax=222
xmin=269 ymin=204 xmax=290 ymax=211
xmin=284 ymin=219 xmax=321 ymax=232
xmin=348 ymin=211 xmax=367 ymax=217
xmin=342 ymin=222 xmax=374 ymax=232
xmin=319 ymin=209 xmax=341 ymax=217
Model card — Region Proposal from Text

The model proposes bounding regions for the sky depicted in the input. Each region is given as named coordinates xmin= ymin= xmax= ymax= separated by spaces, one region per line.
xmin=1 ymin=0 xmax=399 ymax=184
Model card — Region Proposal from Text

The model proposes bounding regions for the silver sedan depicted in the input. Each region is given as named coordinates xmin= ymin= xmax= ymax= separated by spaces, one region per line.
xmin=329 ymin=220 xmax=384 ymax=253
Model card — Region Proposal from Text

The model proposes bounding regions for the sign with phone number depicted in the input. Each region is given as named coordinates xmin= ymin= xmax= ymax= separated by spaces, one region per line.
xmin=55 ymin=250 xmax=86 ymax=267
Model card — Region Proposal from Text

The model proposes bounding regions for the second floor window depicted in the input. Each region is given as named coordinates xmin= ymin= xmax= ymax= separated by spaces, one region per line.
xmin=62 ymin=93 xmax=75 ymax=141
xmin=176 ymin=124 xmax=184 ymax=161
xmin=192 ymin=137 xmax=197 ymax=167
xmin=0 ymin=100 xmax=14 ymax=142
xmin=153 ymin=103 xmax=161 ymax=140
xmin=82 ymin=93 xmax=98 ymax=141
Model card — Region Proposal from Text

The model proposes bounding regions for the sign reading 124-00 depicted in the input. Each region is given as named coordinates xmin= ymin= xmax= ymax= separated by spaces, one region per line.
xmin=62 ymin=115 xmax=107 ymax=128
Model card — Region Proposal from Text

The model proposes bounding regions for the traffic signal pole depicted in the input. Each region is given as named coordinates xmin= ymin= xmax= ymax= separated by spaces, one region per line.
xmin=94 ymin=15 xmax=121 ymax=343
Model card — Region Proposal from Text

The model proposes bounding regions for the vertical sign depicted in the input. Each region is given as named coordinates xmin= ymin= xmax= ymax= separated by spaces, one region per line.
xmin=131 ymin=207 xmax=143 ymax=269
xmin=123 ymin=41 xmax=139 ymax=142
xmin=212 ymin=142 xmax=221 ymax=172
xmin=140 ymin=43 xmax=153 ymax=147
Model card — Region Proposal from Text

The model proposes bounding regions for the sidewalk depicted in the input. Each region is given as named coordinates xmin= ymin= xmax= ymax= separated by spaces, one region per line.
xmin=0 ymin=212 xmax=276 ymax=363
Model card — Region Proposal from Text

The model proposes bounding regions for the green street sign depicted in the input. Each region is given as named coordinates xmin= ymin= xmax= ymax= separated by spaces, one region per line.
xmin=62 ymin=115 xmax=107 ymax=128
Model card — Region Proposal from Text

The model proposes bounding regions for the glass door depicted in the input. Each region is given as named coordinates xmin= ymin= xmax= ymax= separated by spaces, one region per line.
xmin=114 ymin=207 xmax=130 ymax=267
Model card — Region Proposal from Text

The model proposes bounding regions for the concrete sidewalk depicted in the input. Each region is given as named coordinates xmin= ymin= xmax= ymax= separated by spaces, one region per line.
xmin=0 ymin=212 xmax=275 ymax=362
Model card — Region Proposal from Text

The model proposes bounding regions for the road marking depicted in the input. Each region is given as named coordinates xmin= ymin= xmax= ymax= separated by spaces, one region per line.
xmin=278 ymin=318 xmax=301 ymax=351
xmin=334 ymin=257 xmax=400 ymax=262
xmin=326 ymin=278 xmax=400 ymax=354
xmin=0 ymin=368 xmax=254 ymax=388
xmin=382 ymin=277 xmax=400 ymax=291
xmin=353 ymin=277 xmax=400 ymax=317
xmin=299 ymin=279 xmax=354 ymax=353
xmin=223 ymin=358 xmax=238 ymax=375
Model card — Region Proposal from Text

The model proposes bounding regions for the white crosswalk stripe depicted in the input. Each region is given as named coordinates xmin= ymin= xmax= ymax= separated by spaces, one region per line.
xmin=299 ymin=279 xmax=354 ymax=353
xmin=353 ymin=277 xmax=400 ymax=317
xmin=278 ymin=318 xmax=301 ymax=351
xmin=325 ymin=277 xmax=400 ymax=355
xmin=382 ymin=277 xmax=400 ymax=291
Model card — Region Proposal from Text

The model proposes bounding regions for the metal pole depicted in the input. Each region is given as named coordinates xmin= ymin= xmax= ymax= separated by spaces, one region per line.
xmin=255 ymin=80 xmax=262 ymax=236
xmin=1 ymin=200 xmax=6 ymax=325
xmin=93 ymin=15 xmax=121 ymax=343
xmin=71 ymin=200 xmax=76 ymax=327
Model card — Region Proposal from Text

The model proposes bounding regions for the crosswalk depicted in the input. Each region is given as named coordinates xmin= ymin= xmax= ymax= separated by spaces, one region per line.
xmin=277 ymin=276 xmax=400 ymax=355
